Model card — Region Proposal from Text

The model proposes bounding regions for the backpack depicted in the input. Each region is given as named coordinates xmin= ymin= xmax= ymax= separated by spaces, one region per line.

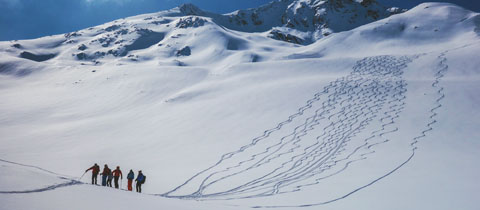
xmin=94 ymin=165 xmax=100 ymax=174
xmin=141 ymin=175 xmax=146 ymax=184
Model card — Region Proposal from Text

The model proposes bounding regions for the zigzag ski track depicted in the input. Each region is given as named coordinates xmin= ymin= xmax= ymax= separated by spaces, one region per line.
xmin=163 ymin=54 xmax=449 ymax=208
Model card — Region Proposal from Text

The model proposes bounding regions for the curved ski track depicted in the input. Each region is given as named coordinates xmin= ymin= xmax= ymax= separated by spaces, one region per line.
xmin=0 ymin=159 xmax=83 ymax=194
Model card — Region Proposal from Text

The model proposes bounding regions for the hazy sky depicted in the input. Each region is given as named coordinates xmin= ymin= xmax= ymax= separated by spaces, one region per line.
xmin=0 ymin=0 xmax=479 ymax=41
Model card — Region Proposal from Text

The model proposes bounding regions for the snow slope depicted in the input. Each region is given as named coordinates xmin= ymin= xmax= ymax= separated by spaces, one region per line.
xmin=1 ymin=1 xmax=480 ymax=210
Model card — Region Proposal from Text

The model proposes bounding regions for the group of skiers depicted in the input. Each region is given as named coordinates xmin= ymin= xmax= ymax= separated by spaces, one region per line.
xmin=85 ymin=163 xmax=146 ymax=193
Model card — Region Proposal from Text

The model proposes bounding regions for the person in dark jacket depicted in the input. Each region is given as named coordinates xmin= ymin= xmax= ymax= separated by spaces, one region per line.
xmin=107 ymin=170 xmax=113 ymax=187
xmin=85 ymin=163 xmax=100 ymax=185
xmin=112 ymin=166 xmax=123 ymax=189
xmin=135 ymin=170 xmax=145 ymax=193
xmin=100 ymin=164 xmax=111 ymax=187
xmin=127 ymin=170 xmax=134 ymax=191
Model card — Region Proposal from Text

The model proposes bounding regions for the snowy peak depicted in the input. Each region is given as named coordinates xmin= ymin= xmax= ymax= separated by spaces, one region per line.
xmin=361 ymin=2 xmax=480 ymax=40
xmin=178 ymin=3 xmax=206 ymax=16
xmin=303 ymin=2 xmax=480 ymax=57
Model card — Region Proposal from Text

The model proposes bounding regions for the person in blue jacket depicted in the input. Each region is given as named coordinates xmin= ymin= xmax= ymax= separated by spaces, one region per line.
xmin=127 ymin=170 xmax=134 ymax=191
xmin=135 ymin=170 xmax=145 ymax=193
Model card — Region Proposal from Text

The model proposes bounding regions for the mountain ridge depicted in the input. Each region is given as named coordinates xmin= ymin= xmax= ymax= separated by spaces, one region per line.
xmin=0 ymin=2 xmax=477 ymax=70
xmin=170 ymin=0 xmax=406 ymax=43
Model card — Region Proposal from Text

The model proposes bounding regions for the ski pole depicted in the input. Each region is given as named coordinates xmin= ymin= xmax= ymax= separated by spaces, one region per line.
xmin=79 ymin=171 xmax=87 ymax=181
xmin=121 ymin=178 xmax=123 ymax=190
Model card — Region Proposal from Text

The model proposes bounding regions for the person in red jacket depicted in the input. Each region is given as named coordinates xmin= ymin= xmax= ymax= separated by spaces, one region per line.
xmin=85 ymin=163 xmax=100 ymax=185
xmin=112 ymin=166 xmax=123 ymax=189
xmin=100 ymin=164 xmax=111 ymax=186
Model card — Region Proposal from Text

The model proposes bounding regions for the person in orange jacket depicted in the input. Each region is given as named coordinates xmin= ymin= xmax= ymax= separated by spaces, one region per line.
xmin=85 ymin=163 xmax=100 ymax=185
xmin=112 ymin=166 xmax=123 ymax=189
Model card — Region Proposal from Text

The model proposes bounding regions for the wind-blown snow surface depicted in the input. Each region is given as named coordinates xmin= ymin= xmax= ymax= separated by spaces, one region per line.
xmin=1 ymin=2 xmax=480 ymax=210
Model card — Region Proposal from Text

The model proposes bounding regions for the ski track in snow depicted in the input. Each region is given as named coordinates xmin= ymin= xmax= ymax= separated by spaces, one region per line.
xmin=250 ymin=54 xmax=449 ymax=208
xmin=0 ymin=159 xmax=83 ymax=194
xmin=161 ymin=54 xmax=449 ymax=208
xmin=163 ymin=55 xmax=411 ymax=199
xmin=0 ymin=180 xmax=81 ymax=194
xmin=0 ymin=54 xmax=449 ymax=208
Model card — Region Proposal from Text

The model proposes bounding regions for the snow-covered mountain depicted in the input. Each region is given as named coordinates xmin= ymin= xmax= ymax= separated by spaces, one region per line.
xmin=175 ymin=0 xmax=405 ymax=43
xmin=0 ymin=0 xmax=405 ymax=75
xmin=0 ymin=0 xmax=404 ymax=72
xmin=1 ymin=1 xmax=480 ymax=210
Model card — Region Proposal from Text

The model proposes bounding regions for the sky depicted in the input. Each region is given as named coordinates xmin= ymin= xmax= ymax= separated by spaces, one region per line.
xmin=0 ymin=0 xmax=479 ymax=41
